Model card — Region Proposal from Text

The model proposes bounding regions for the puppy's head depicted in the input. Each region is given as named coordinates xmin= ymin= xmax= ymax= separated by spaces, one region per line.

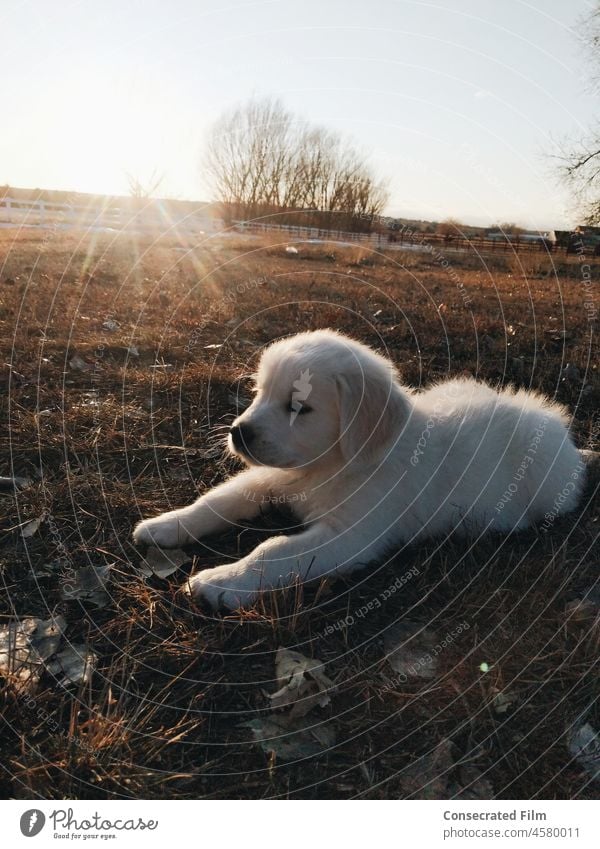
xmin=228 ymin=330 xmax=412 ymax=471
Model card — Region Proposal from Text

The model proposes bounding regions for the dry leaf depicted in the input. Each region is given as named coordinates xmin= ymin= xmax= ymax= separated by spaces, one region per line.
xmin=242 ymin=648 xmax=336 ymax=760
xmin=568 ymin=722 xmax=600 ymax=782
xmin=138 ymin=547 xmax=189 ymax=578
xmin=0 ymin=615 xmax=66 ymax=693
xmin=69 ymin=354 xmax=93 ymax=372
xmin=21 ymin=515 xmax=44 ymax=538
xmin=565 ymin=591 xmax=600 ymax=631
xmin=61 ymin=563 xmax=111 ymax=607
xmin=34 ymin=557 xmax=67 ymax=578
xmin=29 ymin=615 xmax=67 ymax=660
xmin=400 ymin=739 xmax=494 ymax=799
xmin=383 ymin=621 xmax=439 ymax=680
xmin=400 ymin=740 xmax=495 ymax=799
xmin=243 ymin=716 xmax=335 ymax=761
xmin=400 ymin=739 xmax=455 ymax=799
xmin=46 ymin=644 xmax=96 ymax=686
xmin=0 ymin=621 xmax=42 ymax=691
xmin=492 ymin=690 xmax=516 ymax=715
xmin=268 ymin=647 xmax=335 ymax=718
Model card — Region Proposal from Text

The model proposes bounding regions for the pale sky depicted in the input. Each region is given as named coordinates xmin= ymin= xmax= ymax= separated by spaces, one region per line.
xmin=2 ymin=0 xmax=598 ymax=228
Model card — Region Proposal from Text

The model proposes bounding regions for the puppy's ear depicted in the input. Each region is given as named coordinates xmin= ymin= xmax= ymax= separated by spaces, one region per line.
xmin=336 ymin=367 xmax=411 ymax=465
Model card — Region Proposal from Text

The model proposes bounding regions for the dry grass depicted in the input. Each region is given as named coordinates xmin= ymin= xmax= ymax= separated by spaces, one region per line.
xmin=0 ymin=227 xmax=598 ymax=799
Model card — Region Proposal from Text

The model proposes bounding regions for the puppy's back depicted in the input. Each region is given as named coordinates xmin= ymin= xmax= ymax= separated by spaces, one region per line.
xmin=416 ymin=378 xmax=583 ymax=529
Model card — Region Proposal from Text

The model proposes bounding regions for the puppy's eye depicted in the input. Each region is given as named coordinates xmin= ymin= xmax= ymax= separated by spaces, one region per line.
xmin=287 ymin=400 xmax=313 ymax=415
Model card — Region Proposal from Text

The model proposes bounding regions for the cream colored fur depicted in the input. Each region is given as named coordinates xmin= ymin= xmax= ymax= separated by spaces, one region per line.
xmin=133 ymin=330 xmax=584 ymax=608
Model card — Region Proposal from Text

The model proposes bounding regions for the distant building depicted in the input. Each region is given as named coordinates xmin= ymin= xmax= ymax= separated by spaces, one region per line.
xmin=554 ymin=226 xmax=600 ymax=255
xmin=486 ymin=229 xmax=556 ymax=247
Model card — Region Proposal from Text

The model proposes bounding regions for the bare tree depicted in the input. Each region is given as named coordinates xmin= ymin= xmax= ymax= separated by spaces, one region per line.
xmin=203 ymin=97 xmax=389 ymax=230
xmin=436 ymin=218 xmax=464 ymax=238
xmin=558 ymin=5 xmax=600 ymax=223
xmin=558 ymin=130 xmax=600 ymax=224
xmin=204 ymin=98 xmax=296 ymax=221
xmin=497 ymin=221 xmax=524 ymax=236
xmin=127 ymin=168 xmax=164 ymax=199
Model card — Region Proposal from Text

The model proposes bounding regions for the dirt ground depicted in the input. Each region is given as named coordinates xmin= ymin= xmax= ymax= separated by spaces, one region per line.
xmin=0 ymin=227 xmax=598 ymax=799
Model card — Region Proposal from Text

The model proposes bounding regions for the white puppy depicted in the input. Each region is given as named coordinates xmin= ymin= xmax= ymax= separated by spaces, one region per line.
xmin=133 ymin=329 xmax=585 ymax=608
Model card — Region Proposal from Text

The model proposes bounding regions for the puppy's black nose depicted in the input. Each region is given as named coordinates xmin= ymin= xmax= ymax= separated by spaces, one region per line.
xmin=230 ymin=423 xmax=255 ymax=451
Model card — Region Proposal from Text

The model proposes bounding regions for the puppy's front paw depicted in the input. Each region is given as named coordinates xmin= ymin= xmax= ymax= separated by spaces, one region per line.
xmin=133 ymin=511 xmax=196 ymax=548
xmin=185 ymin=565 xmax=259 ymax=610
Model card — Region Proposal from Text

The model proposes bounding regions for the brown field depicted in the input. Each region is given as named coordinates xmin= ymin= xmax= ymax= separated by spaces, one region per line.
xmin=0 ymin=227 xmax=598 ymax=800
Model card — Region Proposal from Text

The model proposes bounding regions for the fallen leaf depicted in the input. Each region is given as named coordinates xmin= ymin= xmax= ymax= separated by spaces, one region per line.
xmin=243 ymin=716 xmax=335 ymax=761
xmin=33 ymin=557 xmax=68 ymax=577
xmin=565 ymin=591 xmax=600 ymax=631
xmin=400 ymin=740 xmax=495 ymax=799
xmin=0 ymin=615 xmax=66 ymax=693
xmin=0 ymin=621 xmax=41 ymax=691
xmin=400 ymin=739 xmax=454 ymax=798
xmin=241 ymin=648 xmax=337 ymax=760
xmin=268 ymin=647 xmax=335 ymax=718
xmin=46 ymin=644 xmax=96 ymax=686
xmin=69 ymin=354 xmax=93 ymax=372
xmin=492 ymin=690 xmax=516 ymax=715
xmin=383 ymin=621 xmax=439 ymax=680
xmin=21 ymin=515 xmax=44 ymax=538
xmin=61 ymin=563 xmax=111 ymax=607
xmin=568 ymin=722 xmax=600 ymax=782
xmin=29 ymin=615 xmax=67 ymax=660
xmin=138 ymin=547 xmax=190 ymax=578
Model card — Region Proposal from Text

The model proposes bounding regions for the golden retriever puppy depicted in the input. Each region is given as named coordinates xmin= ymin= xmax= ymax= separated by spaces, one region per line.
xmin=133 ymin=330 xmax=585 ymax=608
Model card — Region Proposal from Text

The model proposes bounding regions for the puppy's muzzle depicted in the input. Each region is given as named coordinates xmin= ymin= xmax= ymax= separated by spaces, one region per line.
xmin=230 ymin=423 xmax=256 ymax=454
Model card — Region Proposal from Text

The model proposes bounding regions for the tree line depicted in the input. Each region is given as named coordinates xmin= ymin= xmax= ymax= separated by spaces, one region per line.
xmin=204 ymin=98 xmax=388 ymax=232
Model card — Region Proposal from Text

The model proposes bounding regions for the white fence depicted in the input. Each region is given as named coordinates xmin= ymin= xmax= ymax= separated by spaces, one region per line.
xmin=233 ymin=219 xmax=386 ymax=246
xmin=0 ymin=196 xmax=219 ymax=235
xmin=233 ymin=220 xmax=566 ymax=256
